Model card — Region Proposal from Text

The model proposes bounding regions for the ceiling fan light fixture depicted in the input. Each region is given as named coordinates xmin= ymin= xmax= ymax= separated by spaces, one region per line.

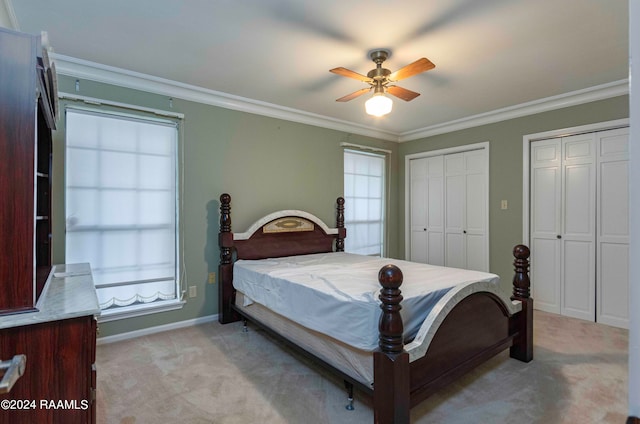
xmin=365 ymin=92 xmax=393 ymax=117
xmin=331 ymin=49 xmax=434 ymax=116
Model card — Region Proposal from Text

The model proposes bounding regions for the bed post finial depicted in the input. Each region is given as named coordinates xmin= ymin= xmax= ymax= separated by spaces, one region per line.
xmin=510 ymin=244 xmax=533 ymax=362
xmin=374 ymin=264 xmax=410 ymax=423
xmin=336 ymin=197 xmax=346 ymax=252
xmin=220 ymin=193 xmax=232 ymax=233
xmin=377 ymin=264 xmax=404 ymax=354
xmin=512 ymin=244 xmax=530 ymax=299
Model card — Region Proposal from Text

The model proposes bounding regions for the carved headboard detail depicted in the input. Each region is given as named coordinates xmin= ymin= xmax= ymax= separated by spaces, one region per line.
xmin=263 ymin=217 xmax=314 ymax=233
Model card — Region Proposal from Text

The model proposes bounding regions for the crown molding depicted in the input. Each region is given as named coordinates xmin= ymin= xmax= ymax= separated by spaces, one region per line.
xmin=398 ymin=79 xmax=629 ymax=142
xmin=52 ymin=53 xmax=628 ymax=144
xmin=51 ymin=53 xmax=400 ymax=142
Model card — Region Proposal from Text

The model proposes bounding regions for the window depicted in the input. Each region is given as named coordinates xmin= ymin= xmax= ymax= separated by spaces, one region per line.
xmin=65 ymin=108 xmax=180 ymax=318
xmin=343 ymin=149 xmax=386 ymax=256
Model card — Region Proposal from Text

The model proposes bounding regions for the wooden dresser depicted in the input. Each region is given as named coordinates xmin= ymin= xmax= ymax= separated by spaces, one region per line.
xmin=0 ymin=27 xmax=100 ymax=423
xmin=0 ymin=265 xmax=100 ymax=424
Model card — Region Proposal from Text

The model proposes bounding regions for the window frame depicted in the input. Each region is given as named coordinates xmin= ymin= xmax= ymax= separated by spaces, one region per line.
xmin=343 ymin=148 xmax=388 ymax=257
xmin=63 ymin=103 xmax=184 ymax=322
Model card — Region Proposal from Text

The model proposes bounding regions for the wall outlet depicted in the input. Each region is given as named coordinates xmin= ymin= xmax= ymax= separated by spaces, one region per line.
xmin=501 ymin=200 xmax=508 ymax=210
xmin=188 ymin=285 xmax=197 ymax=298
xmin=208 ymin=272 xmax=216 ymax=284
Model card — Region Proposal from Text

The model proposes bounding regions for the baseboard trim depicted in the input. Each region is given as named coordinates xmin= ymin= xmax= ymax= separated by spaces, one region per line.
xmin=97 ymin=314 xmax=219 ymax=345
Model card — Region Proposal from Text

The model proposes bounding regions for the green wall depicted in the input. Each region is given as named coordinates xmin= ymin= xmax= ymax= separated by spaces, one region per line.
xmin=51 ymin=74 xmax=628 ymax=337
xmin=52 ymin=76 xmax=399 ymax=337
xmin=397 ymin=95 xmax=629 ymax=292
xmin=0 ymin=3 xmax=13 ymax=29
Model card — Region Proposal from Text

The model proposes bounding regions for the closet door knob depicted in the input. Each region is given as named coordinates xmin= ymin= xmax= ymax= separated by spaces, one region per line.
xmin=463 ymin=230 xmax=467 ymax=234
xmin=557 ymin=235 xmax=562 ymax=239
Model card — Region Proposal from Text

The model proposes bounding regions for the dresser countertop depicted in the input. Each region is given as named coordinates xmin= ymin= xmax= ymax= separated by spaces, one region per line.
xmin=0 ymin=263 xmax=100 ymax=330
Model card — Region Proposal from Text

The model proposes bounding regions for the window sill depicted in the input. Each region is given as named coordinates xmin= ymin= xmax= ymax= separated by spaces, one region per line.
xmin=97 ymin=299 xmax=186 ymax=323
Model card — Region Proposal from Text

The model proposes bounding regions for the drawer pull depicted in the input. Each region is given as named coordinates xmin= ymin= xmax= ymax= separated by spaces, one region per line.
xmin=0 ymin=354 xmax=27 ymax=394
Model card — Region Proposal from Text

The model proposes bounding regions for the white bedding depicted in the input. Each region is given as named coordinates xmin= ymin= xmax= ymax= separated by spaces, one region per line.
xmin=233 ymin=252 xmax=500 ymax=351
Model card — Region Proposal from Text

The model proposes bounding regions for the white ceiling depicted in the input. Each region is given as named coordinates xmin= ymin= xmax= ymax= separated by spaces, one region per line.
xmin=9 ymin=0 xmax=629 ymax=140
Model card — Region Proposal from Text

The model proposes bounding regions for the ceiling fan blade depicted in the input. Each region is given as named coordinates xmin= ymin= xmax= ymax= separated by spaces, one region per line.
xmin=330 ymin=67 xmax=372 ymax=82
xmin=386 ymin=85 xmax=421 ymax=101
xmin=388 ymin=58 xmax=435 ymax=81
xmin=336 ymin=87 xmax=372 ymax=102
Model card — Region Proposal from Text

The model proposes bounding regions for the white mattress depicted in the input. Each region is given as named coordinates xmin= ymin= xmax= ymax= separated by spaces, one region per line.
xmin=235 ymin=291 xmax=375 ymax=386
xmin=233 ymin=252 xmax=500 ymax=351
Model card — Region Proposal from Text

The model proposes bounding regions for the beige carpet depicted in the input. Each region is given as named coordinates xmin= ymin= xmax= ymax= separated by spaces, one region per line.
xmin=96 ymin=311 xmax=629 ymax=423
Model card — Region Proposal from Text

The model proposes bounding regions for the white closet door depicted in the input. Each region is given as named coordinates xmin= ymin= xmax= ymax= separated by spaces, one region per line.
xmin=597 ymin=128 xmax=629 ymax=328
xmin=410 ymin=157 xmax=429 ymax=263
xmin=560 ymin=133 xmax=596 ymax=321
xmin=444 ymin=150 xmax=488 ymax=271
xmin=426 ymin=156 xmax=445 ymax=265
xmin=530 ymin=138 xmax=562 ymax=313
xmin=529 ymin=125 xmax=628 ymax=327
xmin=444 ymin=153 xmax=466 ymax=269
xmin=409 ymin=156 xmax=445 ymax=265
xmin=408 ymin=146 xmax=487 ymax=271
xmin=464 ymin=150 xmax=488 ymax=271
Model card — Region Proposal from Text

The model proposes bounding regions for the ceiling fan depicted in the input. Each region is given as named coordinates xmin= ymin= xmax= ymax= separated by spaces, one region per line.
xmin=330 ymin=49 xmax=435 ymax=116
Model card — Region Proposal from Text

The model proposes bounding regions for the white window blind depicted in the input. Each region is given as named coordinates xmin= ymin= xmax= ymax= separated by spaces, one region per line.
xmin=65 ymin=108 xmax=179 ymax=312
xmin=343 ymin=149 xmax=386 ymax=256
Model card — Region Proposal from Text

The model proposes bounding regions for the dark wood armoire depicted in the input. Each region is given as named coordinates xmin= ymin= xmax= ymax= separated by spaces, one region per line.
xmin=0 ymin=27 xmax=99 ymax=424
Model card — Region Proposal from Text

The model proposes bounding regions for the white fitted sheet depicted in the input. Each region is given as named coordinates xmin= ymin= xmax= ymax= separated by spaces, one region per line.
xmin=233 ymin=252 xmax=500 ymax=351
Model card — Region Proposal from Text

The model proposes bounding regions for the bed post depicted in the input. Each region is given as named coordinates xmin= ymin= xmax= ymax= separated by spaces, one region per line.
xmin=374 ymin=264 xmax=410 ymax=424
xmin=218 ymin=193 xmax=239 ymax=324
xmin=336 ymin=196 xmax=345 ymax=252
xmin=509 ymin=244 xmax=533 ymax=362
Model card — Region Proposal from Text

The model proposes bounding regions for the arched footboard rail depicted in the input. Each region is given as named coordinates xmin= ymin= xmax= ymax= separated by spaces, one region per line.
xmin=373 ymin=245 xmax=532 ymax=423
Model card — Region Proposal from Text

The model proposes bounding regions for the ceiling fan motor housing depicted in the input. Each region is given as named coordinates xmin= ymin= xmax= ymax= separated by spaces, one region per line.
xmin=368 ymin=50 xmax=391 ymax=81
xmin=369 ymin=49 xmax=390 ymax=64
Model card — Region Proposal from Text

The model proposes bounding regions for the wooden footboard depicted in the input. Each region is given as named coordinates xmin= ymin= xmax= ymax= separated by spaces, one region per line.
xmin=373 ymin=245 xmax=532 ymax=423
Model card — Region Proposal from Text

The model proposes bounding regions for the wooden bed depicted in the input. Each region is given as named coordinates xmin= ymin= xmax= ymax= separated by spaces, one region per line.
xmin=218 ymin=193 xmax=533 ymax=423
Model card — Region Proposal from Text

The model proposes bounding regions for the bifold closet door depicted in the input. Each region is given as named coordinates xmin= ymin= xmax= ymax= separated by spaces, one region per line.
xmin=530 ymin=138 xmax=563 ymax=314
xmin=531 ymin=128 xmax=630 ymax=328
xmin=596 ymin=128 xmax=629 ymax=328
xmin=409 ymin=156 xmax=444 ymax=265
xmin=409 ymin=148 xmax=487 ymax=272
xmin=444 ymin=153 xmax=466 ymax=269
xmin=444 ymin=150 xmax=487 ymax=271
xmin=530 ymin=134 xmax=596 ymax=321
xmin=560 ymin=134 xmax=596 ymax=321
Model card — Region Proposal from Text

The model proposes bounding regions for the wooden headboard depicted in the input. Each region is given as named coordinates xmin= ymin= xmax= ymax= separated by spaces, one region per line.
xmin=218 ymin=193 xmax=346 ymax=323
